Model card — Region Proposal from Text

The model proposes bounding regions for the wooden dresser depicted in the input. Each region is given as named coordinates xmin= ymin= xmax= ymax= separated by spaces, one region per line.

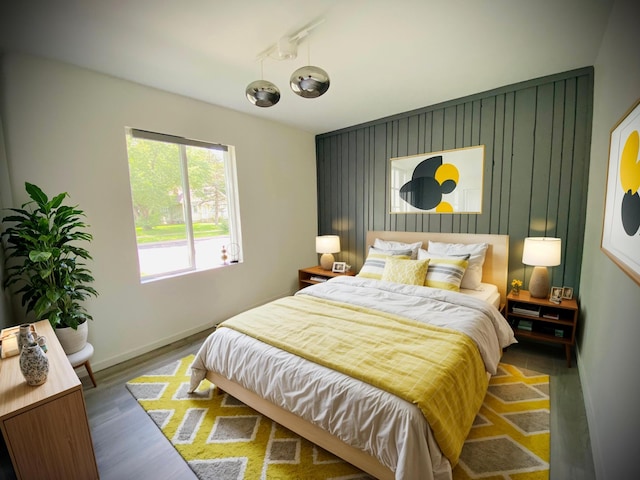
xmin=0 ymin=320 xmax=99 ymax=479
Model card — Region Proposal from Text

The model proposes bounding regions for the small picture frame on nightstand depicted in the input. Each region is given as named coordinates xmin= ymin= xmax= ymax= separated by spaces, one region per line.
xmin=562 ymin=286 xmax=574 ymax=299
xmin=550 ymin=286 xmax=563 ymax=303
xmin=332 ymin=261 xmax=347 ymax=273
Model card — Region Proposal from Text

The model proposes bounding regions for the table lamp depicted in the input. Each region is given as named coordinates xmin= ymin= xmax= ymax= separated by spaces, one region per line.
xmin=522 ymin=237 xmax=562 ymax=298
xmin=316 ymin=235 xmax=340 ymax=270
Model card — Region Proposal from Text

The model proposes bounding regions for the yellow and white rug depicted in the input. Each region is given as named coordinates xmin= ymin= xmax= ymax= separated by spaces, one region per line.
xmin=126 ymin=356 xmax=549 ymax=480
xmin=454 ymin=363 xmax=550 ymax=480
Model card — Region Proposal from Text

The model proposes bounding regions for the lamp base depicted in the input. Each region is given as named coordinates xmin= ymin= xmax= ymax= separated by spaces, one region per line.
xmin=320 ymin=253 xmax=335 ymax=270
xmin=529 ymin=266 xmax=550 ymax=298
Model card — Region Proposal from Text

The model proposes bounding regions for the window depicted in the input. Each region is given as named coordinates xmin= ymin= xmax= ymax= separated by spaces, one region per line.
xmin=125 ymin=128 xmax=242 ymax=282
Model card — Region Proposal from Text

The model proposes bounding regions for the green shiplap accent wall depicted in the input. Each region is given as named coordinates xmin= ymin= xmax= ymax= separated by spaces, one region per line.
xmin=316 ymin=67 xmax=593 ymax=295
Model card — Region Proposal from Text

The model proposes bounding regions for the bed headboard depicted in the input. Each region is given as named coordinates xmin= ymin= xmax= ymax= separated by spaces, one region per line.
xmin=366 ymin=231 xmax=510 ymax=305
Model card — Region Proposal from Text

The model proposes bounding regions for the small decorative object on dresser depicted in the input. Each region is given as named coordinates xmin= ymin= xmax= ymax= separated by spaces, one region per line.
xmin=19 ymin=339 xmax=49 ymax=386
xmin=17 ymin=324 xmax=34 ymax=353
xmin=562 ymin=286 xmax=574 ymax=299
xmin=511 ymin=278 xmax=522 ymax=295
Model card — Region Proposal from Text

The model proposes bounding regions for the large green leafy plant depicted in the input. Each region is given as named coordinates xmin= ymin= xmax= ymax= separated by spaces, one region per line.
xmin=1 ymin=182 xmax=98 ymax=329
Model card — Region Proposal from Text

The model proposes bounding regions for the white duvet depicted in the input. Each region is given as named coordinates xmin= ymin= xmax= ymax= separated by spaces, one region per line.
xmin=190 ymin=277 xmax=516 ymax=480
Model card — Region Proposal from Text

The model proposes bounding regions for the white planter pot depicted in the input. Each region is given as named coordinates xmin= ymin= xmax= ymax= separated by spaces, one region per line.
xmin=55 ymin=321 xmax=88 ymax=355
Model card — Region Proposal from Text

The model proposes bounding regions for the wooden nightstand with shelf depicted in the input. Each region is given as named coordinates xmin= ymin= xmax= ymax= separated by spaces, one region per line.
xmin=298 ymin=265 xmax=355 ymax=290
xmin=505 ymin=290 xmax=578 ymax=367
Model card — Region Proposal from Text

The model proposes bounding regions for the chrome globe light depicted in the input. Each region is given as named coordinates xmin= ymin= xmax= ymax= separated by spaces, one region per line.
xmin=245 ymin=79 xmax=281 ymax=107
xmin=290 ymin=65 xmax=330 ymax=98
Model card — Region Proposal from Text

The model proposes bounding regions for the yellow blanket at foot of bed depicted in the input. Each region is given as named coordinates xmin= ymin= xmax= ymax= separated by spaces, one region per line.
xmin=220 ymin=294 xmax=488 ymax=465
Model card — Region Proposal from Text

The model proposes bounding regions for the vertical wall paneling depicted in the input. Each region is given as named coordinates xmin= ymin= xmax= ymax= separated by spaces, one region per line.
xmin=479 ymin=96 xmax=496 ymax=234
xmin=564 ymin=74 xmax=591 ymax=290
xmin=355 ymin=129 xmax=365 ymax=268
xmin=372 ymin=124 xmax=386 ymax=231
xmin=531 ymin=84 xmax=555 ymax=234
xmin=316 ymin=68 xmax=593 ymax=294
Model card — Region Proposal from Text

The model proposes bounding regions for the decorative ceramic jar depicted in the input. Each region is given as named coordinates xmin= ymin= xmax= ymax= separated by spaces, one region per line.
xmin=17 ymin=324 xmax=34 ymax=353
xmin=19 ymin=341 xmax=49 ymax=386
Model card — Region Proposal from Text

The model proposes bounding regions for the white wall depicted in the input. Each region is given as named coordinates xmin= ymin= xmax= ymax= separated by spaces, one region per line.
xmin=579 ymin=0 xmax=640 ymax=477
xmin=0 ymin=115 xmax=12 ymax=329
xmin=0 ymin=53 xmax=318 ymax=370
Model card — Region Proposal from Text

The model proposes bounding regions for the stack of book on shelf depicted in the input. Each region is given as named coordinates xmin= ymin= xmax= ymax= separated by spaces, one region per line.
xmin=512 ymin=304 xmax=541 ymax=317
xmin=542 ymin=311 xmax=560 ymax=320
xmin=310 ymin=276 xmax=328 ymax=282
xmin=518 ymin=319 xmax=534 ymax=331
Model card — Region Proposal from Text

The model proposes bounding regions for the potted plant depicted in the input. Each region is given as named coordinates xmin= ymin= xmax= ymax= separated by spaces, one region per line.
xmin=1 ymin=182 xmax=98 ymax=354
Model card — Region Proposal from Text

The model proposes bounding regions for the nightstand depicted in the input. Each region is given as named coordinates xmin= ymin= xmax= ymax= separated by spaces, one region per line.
xmin=298 ymin=265 xmax=355 ymax=290
xmin=505 ymin=290 xmax=578 ymax=367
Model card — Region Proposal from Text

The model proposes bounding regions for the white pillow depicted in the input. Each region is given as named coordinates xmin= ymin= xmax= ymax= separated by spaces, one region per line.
xmin=427 ymin=241 xmax=488 ymax=290
xmin=373 ymin=238 xmax=422 ymax=259
xmin=417 ymin=249 xmax=470 ymax=262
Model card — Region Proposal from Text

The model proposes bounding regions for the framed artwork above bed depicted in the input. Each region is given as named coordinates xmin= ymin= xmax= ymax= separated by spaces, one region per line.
xmin=389 ymin=146 xmax=484 ymax=214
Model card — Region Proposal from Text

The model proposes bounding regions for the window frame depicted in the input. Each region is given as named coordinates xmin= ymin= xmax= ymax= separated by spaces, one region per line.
xmin=125 ymin=128 xmax=242 ymax=282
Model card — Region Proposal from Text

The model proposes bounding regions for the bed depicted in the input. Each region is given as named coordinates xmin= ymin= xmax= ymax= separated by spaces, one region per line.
xmin=189 ymin=231 xmax=515 ymax=480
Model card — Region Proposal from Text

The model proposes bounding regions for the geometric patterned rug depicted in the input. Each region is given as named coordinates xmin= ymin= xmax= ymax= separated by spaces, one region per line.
xmin=126 ymin=355 xmax=371 ymax=480
xmin=453 ymin=363 xmax=550 ymax=480
xmin=126 ymin=356 xmax=549 ymax=480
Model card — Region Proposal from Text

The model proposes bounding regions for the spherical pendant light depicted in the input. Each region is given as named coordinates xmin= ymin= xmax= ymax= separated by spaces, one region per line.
xmin=290 ymin=66 xmax=330 ymax=98
xmin=245 ymin=80 xmax=281 ymax=107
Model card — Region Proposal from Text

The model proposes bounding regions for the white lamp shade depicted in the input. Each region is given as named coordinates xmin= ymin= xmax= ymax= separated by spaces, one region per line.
xmin=316 ymin=235 xmax=340 ymax=254
xmin=522 ymin=237 xmax=561 ymax=267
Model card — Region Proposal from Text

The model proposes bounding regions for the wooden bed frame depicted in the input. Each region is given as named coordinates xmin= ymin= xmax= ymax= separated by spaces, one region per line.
xmin=206 ymin=231 xmax=510 ymax=480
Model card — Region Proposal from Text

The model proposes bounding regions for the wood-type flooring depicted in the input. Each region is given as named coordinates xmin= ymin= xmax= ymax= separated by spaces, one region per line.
xmin=0 ymin=330 xmax=595 ymax=480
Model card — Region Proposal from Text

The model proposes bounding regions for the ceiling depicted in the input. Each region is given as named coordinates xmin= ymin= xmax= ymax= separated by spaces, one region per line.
xmin=0 ymin=0 xmax=613 ymax=135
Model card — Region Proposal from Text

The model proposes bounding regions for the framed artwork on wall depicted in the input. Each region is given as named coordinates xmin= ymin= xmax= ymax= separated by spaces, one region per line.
xmin=389 ymin=145 xmax=484 ymax=214
xmin=601 ymin=97 xmax=640 ymax=286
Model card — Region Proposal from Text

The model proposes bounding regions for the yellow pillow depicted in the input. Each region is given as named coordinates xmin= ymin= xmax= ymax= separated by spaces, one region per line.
xmin=381 ymin=257 xmax=430 ymax=286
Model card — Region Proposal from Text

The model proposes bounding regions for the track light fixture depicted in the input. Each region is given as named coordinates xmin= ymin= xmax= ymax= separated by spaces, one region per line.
xmin=290 ymin=63 xmax=330 ymax=98
xmin=245 ymin=60 xmax=280 ymax=108
xmin=246 ymin=18 xmax=330 ymax=108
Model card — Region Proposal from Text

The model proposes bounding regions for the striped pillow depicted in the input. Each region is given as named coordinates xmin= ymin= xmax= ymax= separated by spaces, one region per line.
xmin=357 ymin=247 xmax=412 ymax=280
xmin=382 ymin=257 xmax=430 ymax=286
xmin=427 ymin=241 xmax=488 ymax=290
xmin=423 ymin=256 xmax=469 ymax=291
